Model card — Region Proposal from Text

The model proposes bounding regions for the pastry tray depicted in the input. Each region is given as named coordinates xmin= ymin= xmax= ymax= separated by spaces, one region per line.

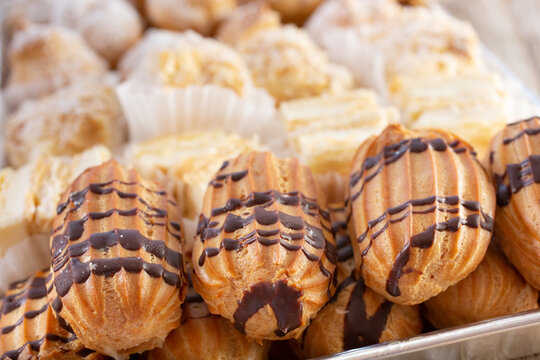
xmin=1 ymin=4 xmax=540 ymax=360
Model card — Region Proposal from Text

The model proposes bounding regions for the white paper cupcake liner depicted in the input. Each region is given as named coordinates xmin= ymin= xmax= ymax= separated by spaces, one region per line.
xmin=0 ymin=234 xmax=50 ymax=294
xmin=116 ymin=82 xmax=290 ymax=156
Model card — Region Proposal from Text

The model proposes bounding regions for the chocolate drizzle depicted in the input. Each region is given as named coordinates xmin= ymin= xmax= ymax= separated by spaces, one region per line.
xmin=341 ymin=274 xmax=393 ymax=349
xmin=233 ymin=280 xmax=303 ymax=337
xmin=493 ymin=155 xmax=540 ymax=206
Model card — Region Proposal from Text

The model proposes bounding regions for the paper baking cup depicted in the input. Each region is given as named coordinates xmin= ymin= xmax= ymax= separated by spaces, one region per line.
xmin=0 ymin=234 xmax=50 ymax=294
xmin=116 ymin=82 xmax=289 ymax=156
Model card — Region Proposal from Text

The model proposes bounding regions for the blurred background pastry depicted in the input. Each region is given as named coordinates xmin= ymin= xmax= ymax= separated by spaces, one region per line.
xmin=424 ymin=247 xmax=539 ymax=329
xmin=236 ymin=25 xmax=353 ymax=104
xmin=5 ymin=79 xmax=126 ymax=168
xmin=489 ymin=117 xmax=540 ymax=290
xmin=48 ymin=160 xmax=187 ymax=358
xmin=192 ymin=151 xmax=337 ymax=340
xmin=3 ymin=24 xmax=108 ymax=110
xmin=145 ymin=0 xmax=238 ymax=36
xmin=148 ymin=287 xmax=268 ymax=360
xmin=0 ymin=270 xmax=107 ymax=359
xmin=302 ymin=270 xmax=422 ymax=358
xmin=0 ymin=146 xmax=111 ymax=292
xmin=348 ymin=124 xmax=495 ymax=305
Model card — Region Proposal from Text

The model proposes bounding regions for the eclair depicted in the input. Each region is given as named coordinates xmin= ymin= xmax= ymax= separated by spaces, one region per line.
xmin=0 ymin=270 xmax=106 ymax=359
xmin=348 ymin=124 xmax=495 ymax=304
xmin=424 ymin=248 xmax=539 ymax=329
xmin=302 ymin=271 xmax=422 ymax=358
xmin=191 ymin=151 xmax=337 ymax=340
xmin=489 ymin=117 xmax=540 ymax=289
xmin=47 ymin=160 xmax=187 ymax=358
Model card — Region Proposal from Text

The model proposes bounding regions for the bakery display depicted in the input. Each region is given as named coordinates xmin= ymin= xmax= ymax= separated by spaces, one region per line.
xmin=0 ymin=0 xmax=539 ymax=358
xmin=302 ymin=271 xmax=422 ymax=358
xmin=348 ymin=124 xmax=496 ymax=305
xmin=424 ymin=247 xmax=539 ymax=329
xmin=3 ymin=24 xmax=108 ymax=110
xmin=0 ymin=270 xmax=107 ymax=359
xmin=5 ymin=79 xmax=126 ymax=167
xmin=489 ymin=117 xmax=540 ymax=289
xmin=147 ymin=287 xmax=268 ymax=360
xmin=191 ymin=151 xmax=337 ymax=340
xmin=47 ymin=160 xmax=188 ymax=358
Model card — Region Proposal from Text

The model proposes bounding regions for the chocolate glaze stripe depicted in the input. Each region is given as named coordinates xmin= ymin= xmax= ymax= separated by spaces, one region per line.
xmin=349 ymin=137 xmax=476 ymax=202
xmin=52 ymin=208 xmax=181 ymax=241
xmin=53 ymin=257 xmax=182 ymax=298
xmin=494 ymin=155 xmax=540 ymax=206
xmin=2 ymin=277 xmax=49 ymax=315
xmin=1 ymin=333 xmax=78 ymax=360
xmin=51 ymin=229 xmax=183 ymax=270
xmin=209 ymin=169 xmax=249 ymax=187
xmin=233 ymin=280 xmax=302 ymax=337
xmin=508 ymin=116 xmax=539 ymax=127
xmin=56 ymin=179 xmax=166 ymax=215
xmin=356 ymin=196 xmax=491 ymax=244
xmin=343 ymin=274 xmax=393 ymax=349
xmin=1 ymin=304 xmax=48 ymax=335
xmin=385 ymin=210 xmax=494 ymax=297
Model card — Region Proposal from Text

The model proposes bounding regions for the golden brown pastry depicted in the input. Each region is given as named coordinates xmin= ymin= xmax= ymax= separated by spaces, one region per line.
xmin=245 ymin=0 xmax=323 ymax=25
xmin=147 ymin=288 xmax=268 ymax=360
xmin=5 ymin=80 xmax=125 ymax=168
xmin=145 ymin=0 xmax=238 ymax=36
xmin=348 ymin=124 xmax=496 ymax=305
xmin=0 ymin=270 xmax=107 ymax=359
xmin=328 ymin=202 xmax=356 ymax=285
xmin=302 ymin=271 xmax=422 ymax=358
xmin=4 ymin=25 xmax=108 ymax=109
xmin=217 ymin=2 xmax=281 ymax=47
xmin=237 ymin=25 xmax=353 ymax=104
xmin=191 ymin=151 xmax=337 ymax=340
xmin=424 ymin=248 xmax=539 ymax=329
xmin=47 ymin=160 xmax=188 ymax=358
xmin=489 ymin=117 xmax=540 ymax=289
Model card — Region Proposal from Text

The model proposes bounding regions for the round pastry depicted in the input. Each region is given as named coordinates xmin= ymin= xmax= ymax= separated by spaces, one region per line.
xmin=237 ymin=25 xmax=353 ymax=103
xmin=5 ymin=79 xmax=126 ymax=168
xmin=3 ymin=0 xmax=56 ymax=40
xmin=0 ymin=270 xmax=107 ymax=359
xmin=4 ymin=24 xmax=108 ymax=110
xmin=191 ymin=151 xmax=337 ymax=340
xmin=145 ymin=0 xmax=238 ymax=36
xmin=302 ymin=271 xmax=422 ymax=358
xmin=118 ymin=29 xmax=252 ymax=96
xmin=216 ymin=2 xmax=281 ymax=47
xmin=47 ymin=160 xmax=188 ymax=358
xmin=424 ymin=247 xmax=539 ymax=329
xmin=147 ymin=287 xmax=268 ymax=360
xmin=348 ymin=124 xmax=496 ymax=305
xmin=489 ymin=117 xmax=540 ymax=289
xmin=51 ymin=0 xmax=143 ymax=65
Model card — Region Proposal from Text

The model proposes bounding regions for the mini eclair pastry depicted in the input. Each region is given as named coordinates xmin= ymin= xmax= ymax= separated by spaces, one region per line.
xmin=5 ymin=80 xmax=126 ymax=168
xmin=147 ymin=288 xmax=267 ymax=360
xmin=145 ymin=0 xmax=238 ymax=36
xmin=47 ymin=160 xmax=188 ymax=358
xmin=0 ymin=270 xmax=107 ymax=359
xmin=4 ymin=25 xmax=108 ymax=109
xmin=237 ymin=25 xmax=353 ymax=103
xmin=424 ymin=248 xmax=539 ymax=329
xmin=280 ymin=90 xmax=399 ymax=176
xmin=489 ymin=117 xmax=540 ymax=289
xmin=302 ymin=271 xmax=422 ymax=358
xmin=348 ymin=124 xmax=496 ymax=305
xmin=191 ymin=151 xmax=337 ymax=340
xmin=217 ymin=2 xmax=281 ymax=47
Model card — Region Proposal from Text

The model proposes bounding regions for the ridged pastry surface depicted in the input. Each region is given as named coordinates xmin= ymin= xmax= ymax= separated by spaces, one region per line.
xmin=489 ymin=117 xmax=540 ymax=289
xmin=424 ymin=248 xmax=539 ymax=329
xmin=0 ymin=270 xmax=107 ymax=360
xmin=192 ymin=152 xmax=337 ymax=340
xmin=48 ymin=160 xmax=187 ymax=358
xmin=348 ymin=124 xmax=495 ymax=304
xmin=148 ymin=288 xmax=267 ymax=360
xmin=302 ymin=271 xmax=422 ymax=358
